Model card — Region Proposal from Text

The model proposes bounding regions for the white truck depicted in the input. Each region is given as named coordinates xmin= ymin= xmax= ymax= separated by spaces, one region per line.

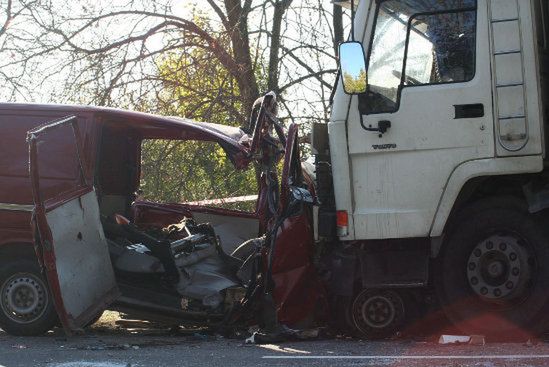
xmin=314 ymin=0 xmax=549 ymax=339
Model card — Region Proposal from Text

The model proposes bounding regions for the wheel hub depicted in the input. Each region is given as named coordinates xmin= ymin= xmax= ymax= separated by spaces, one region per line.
xmin=351 ymin=289 xmax=405 ymax=337
xmin=467 ymin=234 xmax=531 ymax=300
xmin=1 ymin=274 xmax=48 ymax=324
xmin=362 ymin=295 xmax=395 ymax=329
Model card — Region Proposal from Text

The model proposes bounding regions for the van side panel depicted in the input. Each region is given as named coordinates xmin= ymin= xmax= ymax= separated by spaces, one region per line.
xmin=0 ymin=108 xmax=96 ymax=248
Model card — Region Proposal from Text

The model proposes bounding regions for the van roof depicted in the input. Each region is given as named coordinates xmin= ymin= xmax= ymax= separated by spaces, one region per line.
xmin=0 ymin=102 xmax=251 ymax=166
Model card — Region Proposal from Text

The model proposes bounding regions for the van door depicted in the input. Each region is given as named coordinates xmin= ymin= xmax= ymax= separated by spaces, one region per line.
xmin=28 ymin=116 xmax=118 ymax=332
xmin=346 ymin=0 xmax=494 ymax=239
xmin=270 ymin=123 xmax=326 ymax=326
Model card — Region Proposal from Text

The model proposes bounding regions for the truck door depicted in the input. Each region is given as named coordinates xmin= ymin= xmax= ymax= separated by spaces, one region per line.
xmin=28 ymin=116 xmax=118 ymax=332
xmin=346 ymin=0 xmax=494 ymax=239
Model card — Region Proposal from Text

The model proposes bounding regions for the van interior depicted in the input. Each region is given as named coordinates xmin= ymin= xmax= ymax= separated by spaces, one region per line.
xmin=89 ymin=119 xmax=259 ymax=322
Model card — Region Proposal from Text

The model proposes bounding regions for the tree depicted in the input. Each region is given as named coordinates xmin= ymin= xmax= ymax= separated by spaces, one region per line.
xmin=343 ymin=69 xmax=366 ymax=94
xmin=0 ymin=0 xmax=343 ymax=128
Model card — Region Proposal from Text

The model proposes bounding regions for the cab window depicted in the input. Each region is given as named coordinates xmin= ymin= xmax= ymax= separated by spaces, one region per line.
xmin=363 ymin=0 xmax=477 ymax=115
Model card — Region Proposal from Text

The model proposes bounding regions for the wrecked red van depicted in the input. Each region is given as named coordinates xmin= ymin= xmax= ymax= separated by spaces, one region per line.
xmin=0 ymin=94 xmax=324 ymax=336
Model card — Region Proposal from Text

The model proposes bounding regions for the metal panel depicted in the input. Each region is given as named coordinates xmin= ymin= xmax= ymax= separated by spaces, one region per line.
xmin=497 ymin=85 xmax=526 ymax=118
xmin=490 ymin=0 xmax=543 ymax=155
xmin=45 ymin=190 xmax=117 ymax=324
xmin=499 ymin=117 xmax=528 ymax=150
xmin=490 ymin=0 xmax=519 ymax=21
xmin=0 ymin=203 xmax=34 ymax=212
xmin=191 ymin=212 xmax=259 ymax=254
xmin=495 ymin=53 xmax=524 ymax=85
xmin=492 ymin=21 xmax=521 ymax=53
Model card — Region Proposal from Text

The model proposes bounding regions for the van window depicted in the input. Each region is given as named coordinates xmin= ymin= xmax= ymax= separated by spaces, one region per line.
xmin=363 ymin=0 xmax=477 ymax=114
xmin=139 ymin=139 xmax=257 ymax=212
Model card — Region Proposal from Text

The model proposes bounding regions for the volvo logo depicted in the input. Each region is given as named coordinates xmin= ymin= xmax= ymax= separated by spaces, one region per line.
xmin=372 ymin=143 xmax=397 ymax=150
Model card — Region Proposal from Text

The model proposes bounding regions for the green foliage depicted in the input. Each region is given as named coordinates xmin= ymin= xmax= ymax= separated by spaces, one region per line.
xmin=140 ymin=139 xmax=258 ymax=211
xmin=343 ymin=69 xmax=367 ymax=93
xmin=139 ymin=34 xmax=261 ymax=210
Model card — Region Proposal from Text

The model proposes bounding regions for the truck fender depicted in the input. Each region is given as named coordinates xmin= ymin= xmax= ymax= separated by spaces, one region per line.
xmin=429 ymin=156 xmax=543 ymax=238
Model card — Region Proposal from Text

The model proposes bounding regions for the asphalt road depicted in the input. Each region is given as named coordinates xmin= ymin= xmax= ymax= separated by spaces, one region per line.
xmin=2 ymin=312 xmax=549 ymax=367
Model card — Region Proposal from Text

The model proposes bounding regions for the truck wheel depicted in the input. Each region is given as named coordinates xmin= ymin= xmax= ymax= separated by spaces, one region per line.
xmin=350 ymin=289 xmax=405 ymax=339
xmin=435 ymin=197 xmax=549 ymax=339
xmin=0 ymin=259 xmax=58 ymax=336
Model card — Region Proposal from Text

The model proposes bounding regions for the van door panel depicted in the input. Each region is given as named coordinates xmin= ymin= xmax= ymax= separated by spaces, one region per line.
xmin=45 ymin=190 xmax=118 ymax=328
xmin=28 ymin=116 xmax=118 ymax=332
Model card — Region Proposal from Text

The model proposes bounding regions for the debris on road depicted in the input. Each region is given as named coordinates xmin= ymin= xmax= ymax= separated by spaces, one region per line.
xmin=438 ymin=335 xmax=471 ymax=344
xmin=469 ymin=335 xmax=485 ymax=346
xmin=11 ymin=344 xmax=28 ymax=349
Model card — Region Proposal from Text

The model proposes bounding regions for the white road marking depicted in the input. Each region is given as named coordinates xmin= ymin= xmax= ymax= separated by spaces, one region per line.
xmin=50 ymin=362 xmax=132 ymax=367
xmin=258 ymin=344 xmax=311 ymax=354
xmin=262 ymin=355 xmax=549 ymax=360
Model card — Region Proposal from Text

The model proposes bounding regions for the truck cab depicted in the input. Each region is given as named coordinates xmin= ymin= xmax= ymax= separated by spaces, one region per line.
xmin=317 ymin=0 xmax=549 ymax=338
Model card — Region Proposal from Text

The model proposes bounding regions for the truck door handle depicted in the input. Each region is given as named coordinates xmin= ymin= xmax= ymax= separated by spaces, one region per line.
xmin=454 ymin=103 xmax=484 ymax=119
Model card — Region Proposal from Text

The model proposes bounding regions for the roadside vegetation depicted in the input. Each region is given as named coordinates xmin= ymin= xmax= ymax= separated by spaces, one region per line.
xmin=0 ymin=0 xmax=347 ymax=204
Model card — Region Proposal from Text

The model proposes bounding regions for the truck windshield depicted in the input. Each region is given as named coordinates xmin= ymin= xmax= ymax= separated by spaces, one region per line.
xmin=363 ymin=0 xmax=477 ymax=114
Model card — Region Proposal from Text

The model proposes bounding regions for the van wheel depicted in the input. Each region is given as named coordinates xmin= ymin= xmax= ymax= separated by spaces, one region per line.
xmin=0 ymin=259 xmax=58 ymax=336
xmin=350 ymin=289 xmax=405 ymax=339
xmin=435 ymin=197 xmax=549 ymax=340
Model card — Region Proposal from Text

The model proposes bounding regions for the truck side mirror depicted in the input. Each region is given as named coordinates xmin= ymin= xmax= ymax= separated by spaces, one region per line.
xmin=339 ymin=41 xmax=368 ymax=95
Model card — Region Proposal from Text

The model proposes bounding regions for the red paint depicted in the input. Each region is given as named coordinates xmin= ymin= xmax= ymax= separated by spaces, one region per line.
xmin=0 ymin=103 xmax=253 ymax=252
xmin=269 ymin=123 xmax=327 ymax=327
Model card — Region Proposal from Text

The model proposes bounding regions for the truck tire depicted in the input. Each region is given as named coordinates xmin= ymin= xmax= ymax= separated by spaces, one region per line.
xmin=0 ymin=259 xmax=58 ymax=336
xmin=435 ymin=197 xmax=549 ymax=340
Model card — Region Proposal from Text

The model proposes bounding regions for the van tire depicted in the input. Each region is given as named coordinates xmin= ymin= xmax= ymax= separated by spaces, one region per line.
xmin=435 ymin=197 xmax=549 ymax=340
xmin=0 ymin=259 xmax=58 ymax=336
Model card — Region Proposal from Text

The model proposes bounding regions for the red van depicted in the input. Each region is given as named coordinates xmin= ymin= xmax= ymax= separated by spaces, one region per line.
xmin=0 ymin=95 xmax=323 ymax=336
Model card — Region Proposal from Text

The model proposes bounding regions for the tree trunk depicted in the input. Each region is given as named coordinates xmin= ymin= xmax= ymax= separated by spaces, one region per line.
xmin=224 ymin=0 xmax=259 ymax=127
xmin=268 ymin=0 xmax=292 ymax=93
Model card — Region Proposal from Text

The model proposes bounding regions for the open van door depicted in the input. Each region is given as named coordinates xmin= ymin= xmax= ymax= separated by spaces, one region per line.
xmin=27 ymin=116 xmax=119 ymax=333
xmin=268 ymin=123 xmax=326 ymax=326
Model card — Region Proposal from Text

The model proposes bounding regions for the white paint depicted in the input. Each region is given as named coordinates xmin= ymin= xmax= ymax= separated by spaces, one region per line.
xmin=430 ymin=155 xmax=543 ymax=236
xmin=262 ymin=355 xmax=549 ymax=360
xmin=51 ymin=362 xmax=132 ymax=367
xmin=258 ymin=344 xmax=311 ymax=354
xmin=329 ymin=0 xmax=545 ymax=241
xmin=338 ymin=0 xmax=496 ymax=240
xmin=438 ymin=335 xmax=471 ymax=344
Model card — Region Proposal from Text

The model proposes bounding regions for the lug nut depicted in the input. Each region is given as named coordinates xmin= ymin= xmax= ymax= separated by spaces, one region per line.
xmin=470 ymin=277 xmax=479 ymax=285
xmin=512 ymin=267 xmax=520 ymax=276
xmin=494 ymin=288 xmax=502 ymax=297
xmin=474 ymin=249 xmax=482 ymax=257
xmin=506 ymin=281 xmax=514 ymax=289
xmin=486 ymin=241 xmax=494 ymax=249
xmin=468 ymin=263 xmax=476 ymax=271
xmin=509 ymin=253 xmax=517 ymax=261
xmin=499 ymin=243 xmax=507 ymax=251
xmin=481 ymin=287 xmax=488 ymax=295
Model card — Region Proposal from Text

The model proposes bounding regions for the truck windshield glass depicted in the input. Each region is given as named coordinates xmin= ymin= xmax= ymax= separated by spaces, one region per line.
xmin=363 ymin=0 xmax=477 ymax=115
